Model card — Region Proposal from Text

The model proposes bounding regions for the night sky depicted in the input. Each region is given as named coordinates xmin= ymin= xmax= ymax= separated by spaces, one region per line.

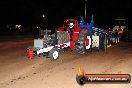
xmin=0 ymin=0 xmax=131 ymax=28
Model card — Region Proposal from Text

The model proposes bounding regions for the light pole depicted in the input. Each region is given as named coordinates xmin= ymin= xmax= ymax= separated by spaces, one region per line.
xmin=39 ymin=14 xmax=46 ymax=37
xmin=85 ymin=0 xmax=87 ymax=18
xmin=42 ymin=14 xmax=46 ymax=29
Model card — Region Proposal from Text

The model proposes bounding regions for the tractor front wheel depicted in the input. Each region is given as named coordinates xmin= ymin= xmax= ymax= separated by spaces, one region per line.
xmin=49 ymin=48 xmax=59 ymax=60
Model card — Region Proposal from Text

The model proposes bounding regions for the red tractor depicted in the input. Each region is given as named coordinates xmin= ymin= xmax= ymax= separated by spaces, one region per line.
xmin=26 ymin=18 xmax=99 ymax=60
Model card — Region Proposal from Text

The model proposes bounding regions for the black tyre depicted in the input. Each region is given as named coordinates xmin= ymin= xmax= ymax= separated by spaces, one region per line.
xmin=76 ymin=75 xmax=87 ymax=85
xmin=76 ymin=29 xmax=88 ymax=54
xmin=100 ymin=34 xmax=109 ymax=52
xmin=104 ymin=35 xmax=108 ymax=53
xmin=99 ymin=34 xmax=105 ymax=50
xmin=49 ymin=48 xmax=59 ymax=60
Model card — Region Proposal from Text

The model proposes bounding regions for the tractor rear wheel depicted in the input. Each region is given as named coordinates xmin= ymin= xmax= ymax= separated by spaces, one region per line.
xmin=76 ymin=29 xmax=88 ymax=54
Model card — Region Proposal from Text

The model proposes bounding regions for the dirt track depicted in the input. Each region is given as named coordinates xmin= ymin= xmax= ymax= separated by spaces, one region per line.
xmin=0 ymin=38 xmax=132 ymax=88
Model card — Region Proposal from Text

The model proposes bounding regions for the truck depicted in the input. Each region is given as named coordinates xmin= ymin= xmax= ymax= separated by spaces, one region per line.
xmin=110 ymin=18 xmax=129 ymax=41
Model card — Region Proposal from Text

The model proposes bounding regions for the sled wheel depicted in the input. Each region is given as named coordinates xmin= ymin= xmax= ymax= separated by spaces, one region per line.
xmin=76 ymin=75 xmax=86 ymax=85
xmin=49 ymin=48 xmax=59 ymax=60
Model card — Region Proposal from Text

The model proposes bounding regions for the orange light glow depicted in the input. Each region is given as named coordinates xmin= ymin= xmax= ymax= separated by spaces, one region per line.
xmin=78 ymin=67 xmax=86 ymax=75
